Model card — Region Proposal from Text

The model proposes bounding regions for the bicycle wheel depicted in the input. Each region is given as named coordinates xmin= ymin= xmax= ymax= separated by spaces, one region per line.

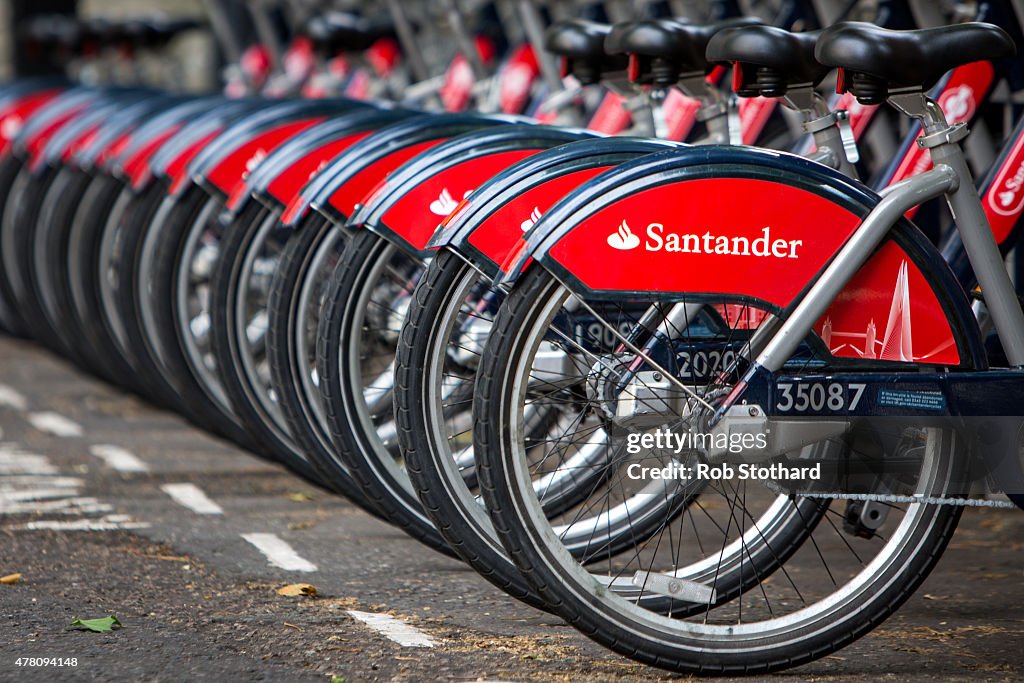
xmin=266 ymin=214 xmax=386 ymax=510
xmin=398 ymin=249 xmax=839 ymax=613
xmin=317 ymin=230 xmax=456 ymax=554
xmin=0 ymin=153 xmax=30 ymax=336
xmin=474 ymin=264 xmax=965 ymax=674
xmin=135 ymin=186 xmax=255 ymax=446
xmin=98 ymin=180 xmax=191 ymax=407
xmin=31 ymin=166 xmax=100 ymax=369
xmin=209 ymin=201 xmax=322 ymax=481
xmin=0 ymin=164 xmax=61 ymax=349
xmin=67 ymin=176 xmax=164 ymax=398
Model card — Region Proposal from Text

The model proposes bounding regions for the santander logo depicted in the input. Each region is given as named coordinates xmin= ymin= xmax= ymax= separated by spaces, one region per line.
xmin=242 ymin=148 xmax=268 ymax=179
xmin=987 ymin=135 xmax=1024 ymax=218
xmin=430 ymin=188 xmax=474 ymax=216
xmin=607 ymin=221 xmax=641 ymax=250
xmin=606 ymin=221 xmax=803 ymax=258
xmin=1 ymin=114 xmax=23 ymax=141
xmin=938 ymin=84 xmax=976 ymax=124
xmin=430 ymin=188 xmax=459 ymax=216
xmin=520 ymin=206 xmax=542 ymax=232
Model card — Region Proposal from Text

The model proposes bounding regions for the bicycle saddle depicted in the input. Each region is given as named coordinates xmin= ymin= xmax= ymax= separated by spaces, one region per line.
xmin=706 ymin=25 xmax=828 ymax=97
xmin=306 ymin=12 xmax=394 ymax=53
xmin=816 ymin=21 xmax=1016 ymax=105
xmin=545 ymin=19 xmax=627 ymax=85
xmin=608 ymin=17 xmax=763 ymax=84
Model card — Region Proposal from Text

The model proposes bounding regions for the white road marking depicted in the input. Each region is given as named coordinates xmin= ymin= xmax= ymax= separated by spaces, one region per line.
xmin=26 ymin=412 xmax=83 ymax=438
xmin=347 ymin=611 xmax=436 ymax=648
xmin=0 ymin=488 xmax=89 ymax=503
xmin=89 ymin=444 xmax=149 ymax=473
xmin=160 ymin=483 xmax=224 ymax=515
xmin=0 ymin=442 xmax=143 ymax=530
xmin=19 ymin=514 xmax=151 ymax=531
xmin=0 ymin=497 xmax=112 ymax=515
xmin=241 ymin=533 xmax=317 ymax=572
xmin=0 ymin=384 xmax=27 ymax=410
xmin=0 ymin=476 xmax=84 ymax=490
xmin=0 ymin=444 xmax=57 ymax=474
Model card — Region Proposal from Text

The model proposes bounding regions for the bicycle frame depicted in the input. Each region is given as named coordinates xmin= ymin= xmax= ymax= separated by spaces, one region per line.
xmin=742 ymin=93 xmax=1024 ymax=386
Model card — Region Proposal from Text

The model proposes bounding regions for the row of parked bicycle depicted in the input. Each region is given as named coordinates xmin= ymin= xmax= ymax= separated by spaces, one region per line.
xmin=2 ymin=0 xmax=1022 ymax=675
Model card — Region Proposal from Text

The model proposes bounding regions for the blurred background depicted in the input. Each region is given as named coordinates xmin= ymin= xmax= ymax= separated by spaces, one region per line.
xmin=1 ymin=0 xmax=214 ymax=88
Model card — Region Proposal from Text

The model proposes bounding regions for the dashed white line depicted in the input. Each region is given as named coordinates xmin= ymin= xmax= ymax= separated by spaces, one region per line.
xmin=0 ymin=488 xmax=90 ymax=503
xmin=19 ymin=514 xmax=151 ymax=531
xmin=0 ymin=497 xmax=112 ymax=515
xmin=0 ymin=384 xmax=27 ymax=410
xmin=90 ymin=444 xmax=150 ymax=473
xmin=0 ymin=444 xmax=56 ymax=474
xmin=0 ymin=442 xmax=144 ymax=529
xmin=0 ymin=475 xmax=84 ymax=490
xmin=160 ymin=483 xmax=224 ymax=515
xmin=241 ymin=533 xmax=318 ymax=572
xmin=347 ymin=610 xmax=436 ymax=648
xmin=26 ymin=412 xmax=83 ymax=438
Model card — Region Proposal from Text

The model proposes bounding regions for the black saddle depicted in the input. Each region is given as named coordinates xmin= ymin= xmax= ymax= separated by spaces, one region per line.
xmin=607 ymin=17 xmax=761 ymax=87
xmin=306 ymin=12 xmax=394 ymax=54
xmin=545 ymin=19 xmax=628 ymax=85
xmin=816 ymin=22 xmax=1016 ymax=105
xmin=706 ymin=25 xmax=828 ymax=97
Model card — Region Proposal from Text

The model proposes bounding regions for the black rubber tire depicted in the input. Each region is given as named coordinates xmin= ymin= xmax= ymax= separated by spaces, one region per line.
xmin=317 ymin=229 xmax=455 ymax=556
xmin=139 ymin=185 xmax=257 ymax=448
xmin=209 ymin=201 xmax=323 ymax=482
xmin=265 ymin=215 xmax=385 ymax=513
xmin=1 ymin=163 xmax=64 ymax=351
xmin=65 ymin=175 xmax=160 ymax=398
xmin=473 ymin=265 xmax=966 ymax=676
xmin=395 ymin=249 xmax=548 ymax=609
xmin=99 ymin=181 xmax=192 ymax=409
xmin=31 ymin=166 xmax=105 ymax=371
xmin=0 ymin=153 xmax=30 ymax=336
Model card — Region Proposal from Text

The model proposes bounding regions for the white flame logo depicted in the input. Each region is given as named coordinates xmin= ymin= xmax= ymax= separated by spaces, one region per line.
xmin=606 ymin=220 xmax=640 ymax=250
xmin=520 ymin=206 xmax=542 ymax=232
xmin=1 ymin=115 xmax=23 ymax=140
xmin=429 ymin=188 xmax=459 ymax=216
xmin=242 ymin=148 xmax=267 ymax=179
xmin=939 ymin=84 xmax=975 ymax=123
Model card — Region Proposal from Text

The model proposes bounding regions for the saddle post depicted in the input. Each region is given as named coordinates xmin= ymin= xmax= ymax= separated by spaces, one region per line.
xmin=782 ymin=85 xmax=859 ymax=178
xmin=889 ymin=90 xmax=1024 ymax=365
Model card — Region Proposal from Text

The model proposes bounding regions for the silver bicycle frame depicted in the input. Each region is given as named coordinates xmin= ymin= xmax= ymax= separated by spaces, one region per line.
xmin=754 ymin=91 xmax=1024 ymax=374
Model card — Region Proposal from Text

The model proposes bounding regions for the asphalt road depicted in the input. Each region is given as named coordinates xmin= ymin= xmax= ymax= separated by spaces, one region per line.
xmin=0 ymin=334 xmax=1022 ymax=682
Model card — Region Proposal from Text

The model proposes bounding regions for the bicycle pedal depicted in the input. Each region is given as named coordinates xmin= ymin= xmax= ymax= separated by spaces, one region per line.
xmin=631 ymin=571 xmax=717 ymax=604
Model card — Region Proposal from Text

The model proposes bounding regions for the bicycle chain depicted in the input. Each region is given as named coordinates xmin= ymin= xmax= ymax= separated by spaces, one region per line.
xmin=791 ymin=491 xmax=1018 ymax=508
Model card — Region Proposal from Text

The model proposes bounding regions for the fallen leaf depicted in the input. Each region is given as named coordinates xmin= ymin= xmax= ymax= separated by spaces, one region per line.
xmin=277 ymin=583 xmax=317 ymax=597
xmin=283 ymin=622 xmax=302 ymax=631
xmin=0 ymin=573 xmax=21 ymax=585
xmin=287 ymin=492 xmax=315 ymax=503
xmin=331 ymin=677 xmax=346 ymax=683
xmin=67 ymin=615 xmax=122 ymax=633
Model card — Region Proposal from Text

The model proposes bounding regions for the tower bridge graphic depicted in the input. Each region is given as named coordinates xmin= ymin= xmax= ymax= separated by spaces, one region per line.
xmin=820 ymin=260 xmax=921 ymax=362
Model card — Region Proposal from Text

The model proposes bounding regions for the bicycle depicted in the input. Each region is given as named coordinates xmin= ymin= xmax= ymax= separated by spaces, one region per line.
xmin=470 ymin=18 xmax=1023 ymax=674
